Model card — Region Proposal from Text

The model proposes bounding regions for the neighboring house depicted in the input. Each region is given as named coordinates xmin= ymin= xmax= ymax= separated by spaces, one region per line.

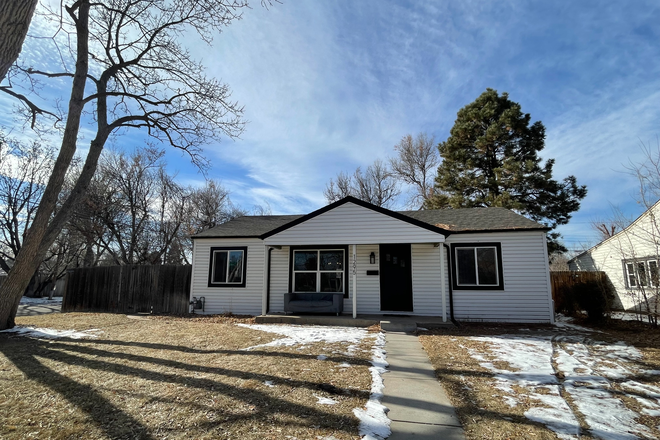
xmin=190 ymin=196 xmax=553 ymax=323
xmin=569 ymin=200 xmax=660 ymax=311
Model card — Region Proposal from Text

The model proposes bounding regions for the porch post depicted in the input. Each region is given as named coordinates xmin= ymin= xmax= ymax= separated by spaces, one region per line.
xmin=352 ymin=244 xmax=357 ymax=319
xmin=262 ymin=244 xmax=268 ymax=316
xmin=440 ymin=243 xmax=447 ymax=322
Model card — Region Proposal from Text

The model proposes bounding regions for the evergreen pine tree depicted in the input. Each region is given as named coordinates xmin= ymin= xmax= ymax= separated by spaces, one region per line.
xmin=425 ymin=88 xmax=587 ymax=253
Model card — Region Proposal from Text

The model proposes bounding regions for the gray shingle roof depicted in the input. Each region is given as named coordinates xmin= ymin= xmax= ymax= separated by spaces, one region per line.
xmin=193 ymin=215 xmax=303 ymax=238
xmin=400 ymin=207 xmax=545 ymax=232
xmin=193 ymin=206 xmax=546 ymax=239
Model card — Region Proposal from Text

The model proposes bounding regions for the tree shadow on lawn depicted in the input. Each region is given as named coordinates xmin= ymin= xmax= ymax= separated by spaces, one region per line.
xmin=72 ymin=337 xmax=372 ymax=367
xmin=0 ymin=336 xmax=367 ymax=439
xmin=431 ymin=365 xmax=589 ymax=437
xmin=429 ymin=349 xmax=660 ymax=438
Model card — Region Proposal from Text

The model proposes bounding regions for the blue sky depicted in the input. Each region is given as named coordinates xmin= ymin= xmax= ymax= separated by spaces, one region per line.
xmin=2 ymin=0 xmax=660 ymax=251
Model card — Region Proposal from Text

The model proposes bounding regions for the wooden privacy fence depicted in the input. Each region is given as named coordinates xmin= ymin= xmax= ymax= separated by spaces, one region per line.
xmin=550 ymin=271 xmax=609 ymax=311
xmin=62 ymin=265 xmax=192 ymax=314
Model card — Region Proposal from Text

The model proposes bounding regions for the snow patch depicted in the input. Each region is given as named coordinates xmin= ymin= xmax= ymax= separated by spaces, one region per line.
xmin=317 ymin=354 xmax=328 ymax=360
xmin=238 ymin=324 xmax=368 ymax=350
xmin=237 ymin=323 xmax=391 ymax=439
xmin=467 ymin=332 xmax=657 ymax=440
xmin=524 ymin=406 xmax=580 ymax=440
xmin=553 ymin=314 xmax=601 ymax=333
xmin=353 ymin=332 xmax=390 ymax=440
xmin=315 ymin=395 xmax=338 ymax=405
xmin=1 ymin=326 xmax=101 ymax=339
xmin=264 ymin=381 xmax=275 ymax=387
xmin=468 ymin=335 xmax=580 ymax=438
xmin=554 ymin=337 xmax=652 ymax=439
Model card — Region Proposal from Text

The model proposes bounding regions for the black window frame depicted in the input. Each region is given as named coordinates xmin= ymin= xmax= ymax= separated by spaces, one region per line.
xmin=289 ymin=245 xmax=349 ymax=298
xmin=450 ymin=242 xmax=504 ymax=290
xmin=208 ymin=246 xmax=248 ymax=288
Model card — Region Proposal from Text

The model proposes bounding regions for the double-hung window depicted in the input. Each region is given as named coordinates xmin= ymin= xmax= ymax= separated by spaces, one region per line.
xmin=624 ymin=258 xmax=660 ymax=289
xmin=208 ymin=247 xmax=247 ymax=287
xmin=292 ymin=249 xmax=345 ymax=295
xmin=451 ymin=243 xmax=504 ymax=290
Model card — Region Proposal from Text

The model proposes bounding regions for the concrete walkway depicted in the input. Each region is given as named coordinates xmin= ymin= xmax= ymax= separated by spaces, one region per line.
xmin=382 ymin=332 xmax=465 ymax=439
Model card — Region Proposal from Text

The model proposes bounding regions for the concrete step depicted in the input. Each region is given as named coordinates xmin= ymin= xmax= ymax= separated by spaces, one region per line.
xmin=380 ymin=320 xmax=417 ymax=333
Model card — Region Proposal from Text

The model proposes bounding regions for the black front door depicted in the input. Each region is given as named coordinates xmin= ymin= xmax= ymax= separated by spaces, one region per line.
xmin=379 ymin=243 xmax=413 ymax=312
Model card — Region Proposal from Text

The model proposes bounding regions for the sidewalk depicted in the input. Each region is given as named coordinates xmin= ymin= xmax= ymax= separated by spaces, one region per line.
xmin=382 ymin=332 xmax=465 ymax=439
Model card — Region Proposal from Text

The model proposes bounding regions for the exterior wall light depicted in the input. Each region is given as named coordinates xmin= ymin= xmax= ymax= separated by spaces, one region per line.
xmin=370 ymin=252 xmax=376 ymax=264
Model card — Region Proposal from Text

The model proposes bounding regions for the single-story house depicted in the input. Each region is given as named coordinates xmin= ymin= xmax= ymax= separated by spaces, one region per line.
xmin=569 ymin=200 xmax=660 ymax=311
xmin=190 ymin=196 xmax=554 ymax=323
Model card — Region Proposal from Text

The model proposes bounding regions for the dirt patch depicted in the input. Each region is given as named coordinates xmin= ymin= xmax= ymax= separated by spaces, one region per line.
xmin=150 ymin=313 xmax=257 ymax=325
xmin=0 ymin=313 xmax=375 ymax=439
xmin=419 ymin=322 xmax=660 ymax=440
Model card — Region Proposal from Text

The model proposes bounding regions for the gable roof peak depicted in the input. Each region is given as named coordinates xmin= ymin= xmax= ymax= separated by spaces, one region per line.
xmin=260 ymin=196 xmax=451 ymax=239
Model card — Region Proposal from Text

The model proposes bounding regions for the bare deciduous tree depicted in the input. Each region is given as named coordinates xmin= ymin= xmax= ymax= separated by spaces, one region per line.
xmin=0 ymin=0 xmax=253 ymax=329
xmin=175 ymin=179 xmax=245 ymax=264
xmin=80 ymin=147 xmax=186 ymax=266
xmin=389 ymin=133 xmax=439 ymax=208
xmin=548 ymin=252 xmax=570 ymax=271
xmin=324 ymin=160 xmax=400 ymax=208
xmin=591 ymin=221 xmax=618 ymax=241
xmin=0 ymin=133 xmax=54 ymax=273
xmin=188 ymin=180 xmax=231 ymax=232
xmin=324 ymin=171 xmax=353 ymax=202
xmin=0 ymin=133 xmax=88 ymax=296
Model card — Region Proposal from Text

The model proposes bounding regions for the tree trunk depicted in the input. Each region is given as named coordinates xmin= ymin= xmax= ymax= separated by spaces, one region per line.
xmin=0 ymin=1 xmax=90 ymax=330
xmin=0 ymin=0 xmax=38 ymax=83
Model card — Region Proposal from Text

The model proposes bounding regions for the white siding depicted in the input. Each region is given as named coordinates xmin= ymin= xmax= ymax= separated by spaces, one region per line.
xmin=411 ymin=243 xmax=447 ymax=316
xmin=268 ymin=246 xmax=290 ymax=313
xmin=446 ymin=231 xmax=552 ymax=323
xmin=191 ymin=238 xmax=265 ymax=315
xmin=570 ymin=208 xmax=660 ymax=310
xmin=267 ymin=245 xmax=380 ymax=315
xmin=354 ymin=244 xmax=381 ymax=314
xmin=191 ymin=220 xmax=551 ymax=322
xmin=569 ymin=254 xmax=597 ymax=271
xmin=267 ymin=243 xmax=449 ymax=317
xmin=264 ymin=202 xmax=445 ymax=245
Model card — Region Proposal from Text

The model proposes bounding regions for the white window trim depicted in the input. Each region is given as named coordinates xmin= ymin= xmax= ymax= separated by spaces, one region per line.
xmin=624 ymin=257 xmax=660 ymax=289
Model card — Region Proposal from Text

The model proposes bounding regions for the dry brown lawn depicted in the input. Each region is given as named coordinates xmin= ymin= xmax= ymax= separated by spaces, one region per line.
xmin=0 ymin=313 xmax=376 ymax=440
xmin=419 ymin=320 xmax=660 ymax=440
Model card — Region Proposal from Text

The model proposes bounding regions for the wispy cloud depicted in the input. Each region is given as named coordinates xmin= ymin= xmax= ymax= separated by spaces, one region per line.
xmin=1 ymin=0 xmax=659 ymax=247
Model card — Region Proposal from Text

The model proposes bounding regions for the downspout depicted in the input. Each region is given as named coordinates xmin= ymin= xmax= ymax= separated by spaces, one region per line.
xmin=188 ymin=239 xmax=196 ymax=313
xmin=443 ymin=243 xmax=459 ymax=326
xmin=266 ymin=247 xmax=273 ymax=314
xmin=352 ymin=244 xmax=357 ymax=319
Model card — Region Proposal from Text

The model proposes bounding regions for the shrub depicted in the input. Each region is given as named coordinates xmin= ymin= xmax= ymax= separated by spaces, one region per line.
xmin=570 ymin=280 xmax=613 ymax=322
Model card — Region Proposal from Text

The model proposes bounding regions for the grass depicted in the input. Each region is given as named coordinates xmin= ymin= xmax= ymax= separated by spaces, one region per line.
xmin=0 ymin=313 xmax=376 ymax=440
xmin=419 ymin=319 xmax=660 ymax=440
